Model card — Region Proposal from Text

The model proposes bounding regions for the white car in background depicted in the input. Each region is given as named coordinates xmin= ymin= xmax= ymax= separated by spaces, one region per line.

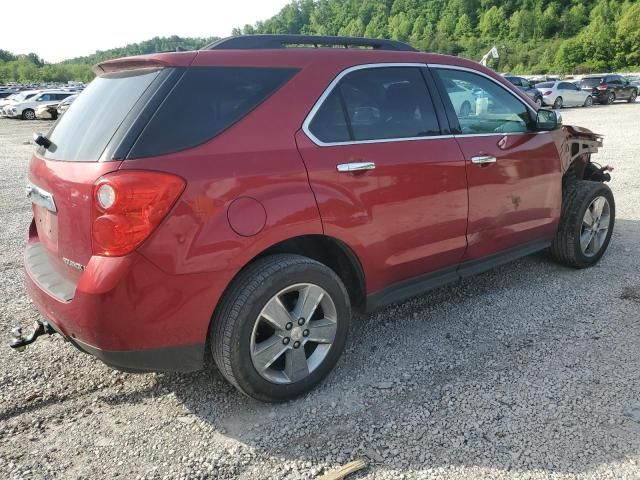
xmin=3 ymin=90 xmax=75 ymax=120
xmin=0 ymin=91 xmax=39 ymax=116
xmin=442 ymin=77 xmax=477 ymax=116
xmin=535 ymin=81 xmax=593 ymax=109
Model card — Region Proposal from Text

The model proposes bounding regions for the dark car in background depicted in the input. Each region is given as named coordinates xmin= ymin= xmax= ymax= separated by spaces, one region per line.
xmin=579 ymin=74 xmax=638 ymax=104
xmin=504 ymin=76 xmax=543 ymax=107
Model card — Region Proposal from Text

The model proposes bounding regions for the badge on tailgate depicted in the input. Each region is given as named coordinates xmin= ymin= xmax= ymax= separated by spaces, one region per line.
xmin=26 ymin=183 xmax=57 ymax=213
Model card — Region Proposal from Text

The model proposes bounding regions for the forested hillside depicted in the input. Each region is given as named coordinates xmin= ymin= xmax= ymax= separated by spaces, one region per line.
xmin=1 ymin=1 xmax=639 ymax=83
xmin=0 ymin=36 xmax=215 ymax=83
xmin=234 ymin=0 xmax=640 ymax=73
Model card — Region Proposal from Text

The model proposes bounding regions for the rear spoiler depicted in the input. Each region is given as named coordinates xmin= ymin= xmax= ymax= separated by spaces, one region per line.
xmin=93 ymin=52 xmax=197 ymax=76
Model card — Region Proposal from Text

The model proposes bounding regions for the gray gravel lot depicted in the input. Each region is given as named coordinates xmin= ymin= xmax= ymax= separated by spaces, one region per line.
xmin=1 ymin=103 xmax=639 ymax=480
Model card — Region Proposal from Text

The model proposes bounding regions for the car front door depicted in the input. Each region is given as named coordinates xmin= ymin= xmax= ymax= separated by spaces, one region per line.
xmin=557 ymin=82 xmax=575 ymax=106
xmin=431 ymin=66 xmax=563 ymax=261
xmin=296 ymin=64 xmax=469 ymax=294
xmin=615 ymin=75 xmax=631 ymax=99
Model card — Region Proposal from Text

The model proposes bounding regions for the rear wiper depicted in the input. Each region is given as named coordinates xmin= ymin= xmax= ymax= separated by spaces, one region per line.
xmin=33 ymin=132 xmax=53 ymax=150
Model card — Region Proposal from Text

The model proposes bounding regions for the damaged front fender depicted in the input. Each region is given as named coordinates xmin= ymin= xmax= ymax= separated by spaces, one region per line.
xmin=556 ymin=124 xmax=611 ymax=183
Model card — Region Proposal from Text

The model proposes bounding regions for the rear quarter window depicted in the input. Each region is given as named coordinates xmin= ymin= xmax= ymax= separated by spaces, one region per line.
xmin=128 ymin=67 xmax=298 ymax=158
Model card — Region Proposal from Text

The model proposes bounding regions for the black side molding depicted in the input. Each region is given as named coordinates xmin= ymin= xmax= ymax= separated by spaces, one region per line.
xmin=366 ymin=239 xmax=551 ymax=312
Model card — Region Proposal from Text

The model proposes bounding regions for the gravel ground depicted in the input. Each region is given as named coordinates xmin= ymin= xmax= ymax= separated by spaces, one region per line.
xmin=1 ymin=103 xmax=639 ymax=480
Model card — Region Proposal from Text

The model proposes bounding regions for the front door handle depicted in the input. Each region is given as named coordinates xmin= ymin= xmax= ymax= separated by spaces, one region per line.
xmin=336 ymin=162 xmax=376 ymax=172
xmin=470 ymin=155 xmax=497 ymax=165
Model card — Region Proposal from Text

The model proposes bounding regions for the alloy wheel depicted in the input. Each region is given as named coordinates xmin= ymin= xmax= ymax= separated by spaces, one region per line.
xmin=580 ymin=196 xmax=611 ymax=257
xmin=250 ymin=283 xmax=338 ymax=384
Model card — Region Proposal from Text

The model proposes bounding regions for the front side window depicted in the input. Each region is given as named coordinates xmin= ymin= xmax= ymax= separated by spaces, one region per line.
xmin=435 ymin=68 xmax=534 ymax=135
xmin=307 ymin=66 xmax=440 ymax=144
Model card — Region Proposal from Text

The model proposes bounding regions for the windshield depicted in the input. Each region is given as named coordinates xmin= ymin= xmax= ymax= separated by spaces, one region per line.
xmin=42 ymin=69 xmax=161 ymax=161
xmin=581 ymin=77 xmax=604 ymax=87
xmin=535 ymin=82 xmax=554 ymax=88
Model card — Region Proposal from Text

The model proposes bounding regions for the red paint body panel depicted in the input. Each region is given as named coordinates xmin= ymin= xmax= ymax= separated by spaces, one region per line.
xmin=454 ymin=132 xmax=562 ymax=259
xmin=24 ymin=46 xmax=567 ymax=370
xmin=296 ymin=132 xmax=468 ymax=294
xmin=28 ymin=156 xmax=121 ymax=282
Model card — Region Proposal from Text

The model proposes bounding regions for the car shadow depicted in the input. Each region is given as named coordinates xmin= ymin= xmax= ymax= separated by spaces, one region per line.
xmin=149 ymin=218 xmax=640 ymax=476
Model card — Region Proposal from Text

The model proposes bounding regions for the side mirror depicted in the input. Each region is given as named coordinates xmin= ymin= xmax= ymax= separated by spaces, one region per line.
xmin=536 ymin=109 xmax=561 ymax=131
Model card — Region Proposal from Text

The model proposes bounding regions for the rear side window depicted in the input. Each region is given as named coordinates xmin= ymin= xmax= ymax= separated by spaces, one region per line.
xmin=308 ymin=90 xmax=351 ymax=143
xmin=535 ymin=82 xmax=554 ymax=88
xmin=129 ymin=67 xmax=298 ymax=158
xmin=307 ymin=66 xmax=440 ymax=144
xmin=42 ymin=69 xmax=161 ymax=161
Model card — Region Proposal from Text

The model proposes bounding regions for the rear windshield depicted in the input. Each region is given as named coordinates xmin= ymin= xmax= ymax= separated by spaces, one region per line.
xmin=580 ymin=77 xmax=604 ymax=87
xmin=128 ymin=66 xmax=298 ymax=158
xmin=535 ymin=82 xmax=554 ymax=88
xmin=41 ymin=69 xmax=161 ymax=161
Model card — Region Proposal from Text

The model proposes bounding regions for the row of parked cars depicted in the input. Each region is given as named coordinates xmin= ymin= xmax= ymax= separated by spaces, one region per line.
xmin=503 ymin=73 xmax=639 ymax=109
xmin=0 ymin=88 xmax=80 ymax=120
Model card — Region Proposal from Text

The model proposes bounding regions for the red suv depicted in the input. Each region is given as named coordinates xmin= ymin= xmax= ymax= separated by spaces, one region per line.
xmin=16 ymin=35 xmax=615 ymax=402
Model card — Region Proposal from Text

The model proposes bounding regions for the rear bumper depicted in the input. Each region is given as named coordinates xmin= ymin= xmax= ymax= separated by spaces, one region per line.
xmin=24 ymin=239 xmax=229 ymax=373
xmin=44 ymin=317 xmax=203 ymax=372
xmin=590 ymin=91 xmax=610 ymax=102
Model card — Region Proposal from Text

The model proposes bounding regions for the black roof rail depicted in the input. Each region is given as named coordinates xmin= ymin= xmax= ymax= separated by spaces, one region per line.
xmin=203 ymin=35 xmax=417 ymax=52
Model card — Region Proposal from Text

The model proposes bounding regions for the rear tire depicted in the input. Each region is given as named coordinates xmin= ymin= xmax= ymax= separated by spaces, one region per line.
xmin=550 ymin=181 xmax=615 ymax=268
xmin=210 ymin=254 xmax=351 ymax=402
xmin=584 ymin=96 xmax=593 ymax=107
xmin=553 ymin=96 xmax=563 ymax=109
xmin=22 ymin=109 xmax=35 ymax=120
xmin=606 ymin=92 xmax=615 ymax=104
xmin=629 ymin=90 xmax=637 ymax=103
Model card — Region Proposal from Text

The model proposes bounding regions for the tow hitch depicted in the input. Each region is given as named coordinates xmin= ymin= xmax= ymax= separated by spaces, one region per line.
xmin=9 ymin=320 xmax=56 ymax=351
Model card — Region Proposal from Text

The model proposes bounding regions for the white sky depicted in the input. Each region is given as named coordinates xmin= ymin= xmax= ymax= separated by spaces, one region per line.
xmin=0 ymin=0 xmax=292 ymax=62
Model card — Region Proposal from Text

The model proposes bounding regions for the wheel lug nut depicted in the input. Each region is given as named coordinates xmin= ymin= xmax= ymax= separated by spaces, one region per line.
xmin=303 ymin=329 xmax=309 ymax=337
xmin=298 ymin=318 xmax=305 ymax=325
xmin=285 ymin=322 xmax=293 ymax=330
xmin=283 ymin=337 xmax=290 ymax=345
xmin=293 ymin=341 xmax=301 ymax=349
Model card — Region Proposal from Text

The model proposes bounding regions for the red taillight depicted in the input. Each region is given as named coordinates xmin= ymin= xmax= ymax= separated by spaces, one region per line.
xmin=91 ymin=171 xmax=185 ymax=256
xmin=543 ymin=91 xmax=552 ymax=96
xmin=596 ymin=85 xmax=608 ymax=90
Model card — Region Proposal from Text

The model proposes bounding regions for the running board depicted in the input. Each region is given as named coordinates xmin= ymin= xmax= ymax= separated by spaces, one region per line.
xmin=366 ymin=239 xmax=551 ymax=312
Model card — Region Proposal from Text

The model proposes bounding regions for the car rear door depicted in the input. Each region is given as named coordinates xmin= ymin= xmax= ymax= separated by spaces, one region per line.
xmin=296 ymin=64 xmax=469 ymax=294
xmin=431 ymin=66 xmax=562 ymax=261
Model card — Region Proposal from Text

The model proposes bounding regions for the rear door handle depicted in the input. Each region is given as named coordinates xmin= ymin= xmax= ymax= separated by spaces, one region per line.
xmin=470 ymin=155 xmax=497 ymax=165
xmin=336 ymin=162 xmax=376 ymax=172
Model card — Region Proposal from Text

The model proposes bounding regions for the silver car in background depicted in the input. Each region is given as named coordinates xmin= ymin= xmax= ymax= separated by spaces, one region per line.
xmin=535 ymin=81 xmax=593 ymax=109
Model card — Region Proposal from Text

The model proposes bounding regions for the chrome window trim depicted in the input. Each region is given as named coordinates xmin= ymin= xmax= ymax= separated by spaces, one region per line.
xmin=428 ymin=63 xmax=538 ymax=119
xmin=302 ymin=62 xmax=445 ymax=147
